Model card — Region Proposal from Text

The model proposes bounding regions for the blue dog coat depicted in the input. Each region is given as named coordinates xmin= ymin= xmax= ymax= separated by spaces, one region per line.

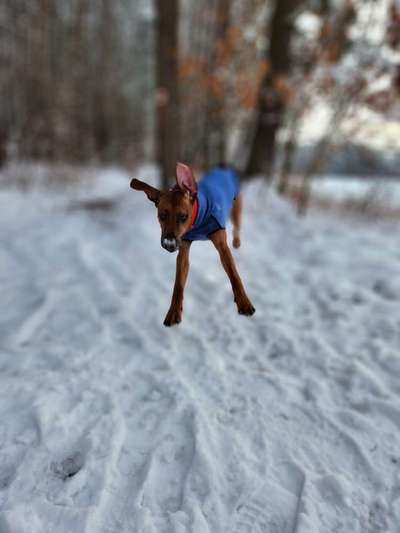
xmin=183 ymin=166 xmax=240 ymax=242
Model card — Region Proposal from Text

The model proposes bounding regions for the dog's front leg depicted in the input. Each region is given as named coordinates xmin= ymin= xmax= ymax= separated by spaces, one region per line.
xmin=164 ymin=240 xmax=192 ymax=326
xmin=209 ymin=229 xmax=255 ymax=316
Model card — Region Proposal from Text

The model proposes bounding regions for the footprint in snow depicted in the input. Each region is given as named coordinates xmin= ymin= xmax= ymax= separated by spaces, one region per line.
xmin=0 ymin=464 xmax=16 ymax=507
xmin=232 ymin=467 xmax=304 ymax=533
xmin=140 ymin=409 xmax=196 ymax=514
xmin=217 ymin=394 xmax=249 ymax=425
xmin=51 ymin=451 xmax=84 ymax=481
xmin=372 ymin=280 xmax=397 ymax=301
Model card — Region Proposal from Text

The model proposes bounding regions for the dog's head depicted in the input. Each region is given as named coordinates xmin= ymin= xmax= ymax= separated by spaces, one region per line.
xmin=130 ymin=162 xmax=197 ymax=253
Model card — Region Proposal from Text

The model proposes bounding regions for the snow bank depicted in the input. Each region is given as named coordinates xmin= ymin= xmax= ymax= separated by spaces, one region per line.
xmin=311 ymin=174 xmax=400 ymax=207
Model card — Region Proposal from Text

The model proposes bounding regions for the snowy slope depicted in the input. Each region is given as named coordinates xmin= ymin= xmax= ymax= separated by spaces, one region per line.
xmin=0 ymin=168 xmax=400 ymax=532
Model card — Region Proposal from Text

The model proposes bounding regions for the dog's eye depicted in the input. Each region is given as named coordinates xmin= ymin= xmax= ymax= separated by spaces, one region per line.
xmin=177 ymin=214 xmax=188 ymax=224
xmin=159 ymin=212 xmax=168 ymax=221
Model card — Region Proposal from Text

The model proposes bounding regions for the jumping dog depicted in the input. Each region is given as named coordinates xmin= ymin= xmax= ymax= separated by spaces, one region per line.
xmin=130 ymin=162 xmax=255 ymax=326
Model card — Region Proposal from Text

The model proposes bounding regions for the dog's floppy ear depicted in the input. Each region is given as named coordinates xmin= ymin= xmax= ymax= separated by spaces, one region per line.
xmin=176 ymin=162 xmax=197 ymax=194
xmin=130 ymin=178 xmax=161 ymax=205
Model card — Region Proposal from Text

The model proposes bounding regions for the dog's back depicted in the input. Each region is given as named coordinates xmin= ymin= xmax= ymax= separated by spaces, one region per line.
xmin=199 ymin=165 xmax=240 ymax=228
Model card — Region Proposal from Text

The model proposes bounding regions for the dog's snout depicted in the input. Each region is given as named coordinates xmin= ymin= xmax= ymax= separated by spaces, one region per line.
xmin=161 ymin=235 xmax=178 ymax=253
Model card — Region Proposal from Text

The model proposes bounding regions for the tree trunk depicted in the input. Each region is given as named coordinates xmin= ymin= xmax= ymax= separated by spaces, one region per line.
xmin=71 ymin=0 xmax=91 ymax=161
xmin=93 ymin=0 xmax=114 ymax=161
xmin=208 ymin=0 xmax=230 ymax=166
xmin=245 ymin=0 xmax=300 ymax=177
xmin=156 ymin=0 xmax=180 ymax=189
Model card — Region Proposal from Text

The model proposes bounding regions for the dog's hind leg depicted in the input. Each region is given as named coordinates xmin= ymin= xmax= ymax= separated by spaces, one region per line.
xmin=209 ymin=229 xmax=255 ymax=316
xmin=230 ymin=193 xmax=242 ymax=249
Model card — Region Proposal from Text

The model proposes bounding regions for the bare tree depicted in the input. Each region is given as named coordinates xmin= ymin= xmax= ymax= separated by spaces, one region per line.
xmin=156 ymin=0 xmax=180 ymax=188
xmin=206 ymin=0 xmax=230 ymax=166
xmin=0 ymin=0 xmax=151 ymax=166
xmin=245 ymin=0 xmax=301 ymax=177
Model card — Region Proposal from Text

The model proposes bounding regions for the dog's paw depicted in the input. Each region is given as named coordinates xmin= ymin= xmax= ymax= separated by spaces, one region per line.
xmin=237 ymin=297 xmax=256 ymax=316
xmin=163 ymin=307 xmax=182 ymax=327
xmin=232 ymin=236 xmax=241 ymax=249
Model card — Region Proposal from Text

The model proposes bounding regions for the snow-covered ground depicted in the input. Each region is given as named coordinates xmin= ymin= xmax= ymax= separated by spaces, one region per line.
xmin=311 ymin=175 xmax=400 ymax=210
xmin=0 ymin=167 xmax=400 ymax=532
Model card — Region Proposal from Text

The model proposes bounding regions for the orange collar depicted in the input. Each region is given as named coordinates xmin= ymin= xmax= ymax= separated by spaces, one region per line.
xmin=190 ymin=197 xmax=198 ymax=228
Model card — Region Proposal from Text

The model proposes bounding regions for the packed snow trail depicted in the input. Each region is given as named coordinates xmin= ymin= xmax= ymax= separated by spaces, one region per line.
xmin=0 ymin=168 xmax=399 ymax=532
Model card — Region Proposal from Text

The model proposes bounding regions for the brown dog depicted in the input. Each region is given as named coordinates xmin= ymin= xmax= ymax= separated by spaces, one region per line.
xmin=130 ymin=163 xmax=255 ymax=326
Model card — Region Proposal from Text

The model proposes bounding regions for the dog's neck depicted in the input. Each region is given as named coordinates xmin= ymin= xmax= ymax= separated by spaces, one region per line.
xmin=190 ymin=197 xmax=198 ymax=228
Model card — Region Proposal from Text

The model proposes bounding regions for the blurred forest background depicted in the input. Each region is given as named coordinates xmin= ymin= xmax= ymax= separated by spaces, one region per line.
xmin=0 ymin=0 xmax=399 ymax=208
